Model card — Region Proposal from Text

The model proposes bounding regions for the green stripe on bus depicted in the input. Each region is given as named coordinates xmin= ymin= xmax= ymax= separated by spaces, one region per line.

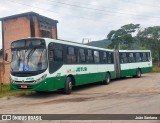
xmin=120 ymin=67 xmax=152 ymax=77
xmin=10 ymin=71 xmax=115 ymax=91
xmin=10 ymin=67 xmax=151 ymax=91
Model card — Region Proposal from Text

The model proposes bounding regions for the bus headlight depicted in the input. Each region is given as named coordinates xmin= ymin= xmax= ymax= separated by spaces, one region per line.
xmin=34 ymin=74 xmax=47 ymax=84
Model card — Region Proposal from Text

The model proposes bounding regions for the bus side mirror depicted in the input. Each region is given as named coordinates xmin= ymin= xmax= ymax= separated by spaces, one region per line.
xmin=5 ymin=53 xmax=8 ymax=61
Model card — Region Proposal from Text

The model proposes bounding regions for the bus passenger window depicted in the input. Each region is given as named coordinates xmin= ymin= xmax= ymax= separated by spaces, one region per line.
xmin=146 ymin=52 xmax=150 ymax=61
xmin=102 ymin=52 xmax=107 ymax=63
xmin=86 ymin=50 xmax=93 ymax=63
xmin=121 ymin=53 xmax=128 ymax=63
xmin=55 ymin=49 xmax=63 ymax=61
xmin=67 ymin=47 xmax=76 ymax=63
xmin=94 ymin=51 xmax=100 ymax=63
xmin=108 ymin=52 xmax=113 ymax=64
xmin=141 ymin=52 xmax=147 ymax=62
xmin=49 ymin=50 xmax=54 ymax=61
xmin=135 ymin=53 xmax=141 ymax=62
xmin=79 ymin=49 xmax=86 ymax=63
xmin=128 ymin=53 xmax=135 ymax=63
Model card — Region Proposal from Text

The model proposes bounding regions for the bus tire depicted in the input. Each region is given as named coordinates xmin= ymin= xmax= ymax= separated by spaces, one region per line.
xmin=64 ymin=77 xmax=72 ymax=94
xmin=136 ymin=69 xmax=141 ymax=78
xmin=103 ymin=73 xmax=111 ymax=85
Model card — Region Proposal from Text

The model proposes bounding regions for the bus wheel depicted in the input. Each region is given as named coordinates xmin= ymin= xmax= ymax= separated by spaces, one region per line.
xmin=103 ymin=73 xmax=111 ymax=85
xmin=136 ymin=69 xmax=141 ymax=78
xmin=64 ymin=77 xmax=72 ymax=94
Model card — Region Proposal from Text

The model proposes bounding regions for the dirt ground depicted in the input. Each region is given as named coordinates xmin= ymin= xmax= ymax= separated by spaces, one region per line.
xmin=0 ymin=73 xmax=160 ymax=123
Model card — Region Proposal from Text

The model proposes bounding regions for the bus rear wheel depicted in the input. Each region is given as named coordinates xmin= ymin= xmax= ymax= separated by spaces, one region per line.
xmin=63 ymin=77 xmax=72 ymax=94
xmin=136 ymin=69 xmax=141 ymax=78
xmin=103 ymin=73 xmax=111 ymax=85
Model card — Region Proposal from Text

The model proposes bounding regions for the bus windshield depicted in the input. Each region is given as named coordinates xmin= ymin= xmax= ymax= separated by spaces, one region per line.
xmin=11 ymin=48 xmax=47 ymax=72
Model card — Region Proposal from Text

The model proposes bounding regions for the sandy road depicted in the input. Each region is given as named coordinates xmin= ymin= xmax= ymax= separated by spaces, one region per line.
xmin=0 ymin=73 xmax=160 ymax=123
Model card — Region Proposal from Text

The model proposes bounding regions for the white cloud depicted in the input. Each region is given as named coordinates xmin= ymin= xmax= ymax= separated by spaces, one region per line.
xmin=0 ymin=0 xmax=160 ymax=49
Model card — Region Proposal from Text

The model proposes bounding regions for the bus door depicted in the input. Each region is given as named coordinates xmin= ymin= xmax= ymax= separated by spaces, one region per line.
xmin=113 ymin=50 xmax=121 ymax=78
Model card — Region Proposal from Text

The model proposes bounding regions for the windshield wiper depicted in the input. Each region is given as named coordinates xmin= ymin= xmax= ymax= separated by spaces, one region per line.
xmin=26 ymin=48 xmax=36 ymax=60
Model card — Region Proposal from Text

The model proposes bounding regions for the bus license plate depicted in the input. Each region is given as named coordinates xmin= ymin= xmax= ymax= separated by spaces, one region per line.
xmin=21 ymin=85 xmax=27 ymax=88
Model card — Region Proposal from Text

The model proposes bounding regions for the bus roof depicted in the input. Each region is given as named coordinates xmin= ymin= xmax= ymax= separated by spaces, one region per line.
xmin=11 ymin=37 xmax=151 ymax=52
xmin=119 ymin=50 xmax=151 ymax=52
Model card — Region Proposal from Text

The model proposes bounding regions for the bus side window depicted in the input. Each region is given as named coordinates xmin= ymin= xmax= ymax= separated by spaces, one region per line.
xmin=128 ymin=53 xmax=135 ymax=63
xmin=86 ymin=50 xmax=93 ymax=63
xmin=121 ymin=53 xmax=128 ymax=63
xmin=94 ymin=51 xmax=100 ymax=63
xmin=108 ymin=52 xmax=113 ymax=64
xmin=54 ymin=49 xmax=63 ymax=61
xmin=135 ymin=52 xmax=141 ymax=62
xmin=67 ymin=47 xmax=76 ymax=64
xmin=78 ymin=48 xmax=86 ymax=63
xmin=146 ymin=52 xmax=150 ymax=61
xmin=141 ymin=52 xmax=147 ymax=62
xmin=49 ymin=50 xmax=54 ymax=61
xmin=102 ymin=52 xmax=107 ymax=63
xmin=120 ymin=53 xmax=124 ymax=63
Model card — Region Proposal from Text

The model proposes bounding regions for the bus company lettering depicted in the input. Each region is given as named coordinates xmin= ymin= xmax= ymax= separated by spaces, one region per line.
xmin=76 ymin=67 xmax=87 ymax=72
xmin=67 ymin=67 xmax=87 ymax=73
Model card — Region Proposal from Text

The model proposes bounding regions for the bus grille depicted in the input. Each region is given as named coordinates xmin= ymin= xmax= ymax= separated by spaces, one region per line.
xmin=14 ymin=81 xmax=35 ymax=84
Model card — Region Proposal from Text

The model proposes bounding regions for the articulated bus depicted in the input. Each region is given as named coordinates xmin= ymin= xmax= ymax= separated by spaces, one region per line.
xmin=10 ymin=38 xmax=152 ymax=94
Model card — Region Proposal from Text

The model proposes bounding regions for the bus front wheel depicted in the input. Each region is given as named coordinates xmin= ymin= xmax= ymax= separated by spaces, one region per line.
xmin=64 ymin=77 xmax=72 ymax=94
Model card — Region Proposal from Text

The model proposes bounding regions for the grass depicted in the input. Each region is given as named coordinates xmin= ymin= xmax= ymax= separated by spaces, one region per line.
xmin=0 ymin=84 xmax=34 ymax=98
xmin=152 ymin=65 xmax=160 ymax=73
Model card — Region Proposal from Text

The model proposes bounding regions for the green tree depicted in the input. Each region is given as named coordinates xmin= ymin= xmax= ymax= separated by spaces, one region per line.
xmin=137 ymin=26 xmax=160 ymax=64
xmin=107 ymin=23 xmax=140 ymax=50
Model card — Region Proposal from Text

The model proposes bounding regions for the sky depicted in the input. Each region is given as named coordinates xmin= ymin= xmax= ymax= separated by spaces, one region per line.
xmin=0 ymin=0 xmax=160 ymax=49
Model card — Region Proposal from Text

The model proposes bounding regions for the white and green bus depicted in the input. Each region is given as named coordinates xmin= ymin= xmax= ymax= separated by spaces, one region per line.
xmin=10 ymin=38 xmax=152 ymax=94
